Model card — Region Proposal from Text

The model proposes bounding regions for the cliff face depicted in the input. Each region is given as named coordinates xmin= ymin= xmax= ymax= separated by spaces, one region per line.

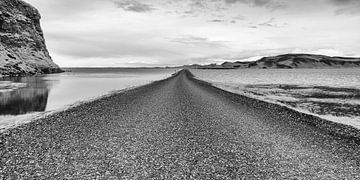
xmin=0 ymin=0 xmax=62 ymax=77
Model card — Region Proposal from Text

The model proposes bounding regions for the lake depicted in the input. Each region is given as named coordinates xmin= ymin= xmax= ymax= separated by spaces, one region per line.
xmin=191 ymin=68 xmax=360 ymax=129
xmin=0 ymin=68 xmax=177 ymax=131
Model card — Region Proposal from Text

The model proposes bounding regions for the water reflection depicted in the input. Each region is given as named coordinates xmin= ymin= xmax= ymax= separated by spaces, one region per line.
xmin=0 ymin=76 xmax=52 ymax=115
xmin=0 ymin=68 xmax=175 ymax=118
xmin=0 ymin=68 xmax=175 ymax=131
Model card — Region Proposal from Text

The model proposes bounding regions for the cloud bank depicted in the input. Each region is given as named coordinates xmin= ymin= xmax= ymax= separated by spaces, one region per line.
xmin=25 ymin=0 xmax=360 ymax=67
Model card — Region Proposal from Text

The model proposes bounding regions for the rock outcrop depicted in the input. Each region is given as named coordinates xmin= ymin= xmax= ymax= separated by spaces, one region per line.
xmin=0 ymin=0 xmax=62 ymax=77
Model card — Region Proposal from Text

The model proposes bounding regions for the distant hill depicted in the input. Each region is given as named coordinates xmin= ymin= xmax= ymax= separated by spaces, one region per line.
xmin=188 ymin=54 xmax=360 ymax=69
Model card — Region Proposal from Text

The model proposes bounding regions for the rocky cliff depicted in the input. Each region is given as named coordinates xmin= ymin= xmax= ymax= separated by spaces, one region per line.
xmin=0 ymin=0 xmax=62 ymax=77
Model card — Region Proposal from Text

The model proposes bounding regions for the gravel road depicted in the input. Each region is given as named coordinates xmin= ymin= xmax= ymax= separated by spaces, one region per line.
xmin=1 ymin=70 xmax=360 ymax=179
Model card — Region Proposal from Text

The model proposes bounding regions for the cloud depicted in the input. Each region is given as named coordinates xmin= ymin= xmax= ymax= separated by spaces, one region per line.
xmin=335 ymin=5 xmax=360 ymax=15
xmin=184 ymin=10 xmax=194 ymax=14
xmin=225 ymin=0 xmax=269 ymax=6
xmin=25 ymin=0 xmax=360 ymax=67
xmin=224 ymin=0 xmax=286 ymax=10
xmin=189 ymin=0 xmax=207 ymax=8
xmin=329 ymin=0 xmax=360 ymax=15
xmin=114 ymin=1 xmax=155 ymax=13
xmin=330 ymin=0 xmax=359 ymax=6
xmin=171 ymin=36 xmax=228 ymax=48
xmin=258 ymin=18 xmax=287 ymax=28
xmin=47 ymin=32 xmax=181 ymax=59
xmin=210 ymin=19 xmax=225 ymax=23
xmin=233 ymin=15 xmax=246 ymax=20
xmin=187 ymin=0 xmax=286 ymax=10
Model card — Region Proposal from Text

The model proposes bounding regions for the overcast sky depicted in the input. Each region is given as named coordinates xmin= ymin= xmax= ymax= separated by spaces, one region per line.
xmin=26 ymin=0 xmax=360 ymax=67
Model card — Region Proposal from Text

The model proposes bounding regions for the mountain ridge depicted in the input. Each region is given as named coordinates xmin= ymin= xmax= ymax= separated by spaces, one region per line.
xmin=184 ymin=54 xmax=360 ymax=69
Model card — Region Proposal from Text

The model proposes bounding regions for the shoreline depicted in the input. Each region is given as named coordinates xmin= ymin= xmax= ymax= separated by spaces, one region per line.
xmin=2 ymin=69 xmax=360 ymax=141
xmin=201 ymin=81 xmax=360 ymax=129
xmin=0 ymin=68 xmax=64 ymax=79
xmin=0 ymin=86 xmax=139 ymax=133
xmin=0 ymin=74 xmax=177 ymax=133
xmin=187 ymin=71 xmax=360 ymax=142
xmin=0 ymin=68 xmax=179 ymax=132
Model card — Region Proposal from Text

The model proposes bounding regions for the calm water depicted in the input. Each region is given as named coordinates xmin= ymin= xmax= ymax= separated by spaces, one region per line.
xmin=0 ymin=68 xmax=176 ymax=130
xmin=191 ymin=68 xmax=360 ymax=129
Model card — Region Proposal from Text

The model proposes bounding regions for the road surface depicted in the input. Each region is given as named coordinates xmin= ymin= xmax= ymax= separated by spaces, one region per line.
xmin=1 ymin=70 xmax=360 ymax=179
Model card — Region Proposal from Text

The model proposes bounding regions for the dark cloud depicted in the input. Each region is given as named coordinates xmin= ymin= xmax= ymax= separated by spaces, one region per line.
xmin=328 ymin=0 xmax=360 ymax=15
xmin=210 ymin=19 xmax=225 ymax=22
xmin=330 ymin=0 xmax=359 ymax=6
xmin=336 ymin=5 xmax=360 ymax=15
xmin=330 ymin=1 xmax=360 ymax=15
xmin=189 ymin=0 xmax=207 ymax=8
xmin=114 ymin=1 xmax=155 ymax=13
xmin=184 ymin=10 xmax=194 ymax=14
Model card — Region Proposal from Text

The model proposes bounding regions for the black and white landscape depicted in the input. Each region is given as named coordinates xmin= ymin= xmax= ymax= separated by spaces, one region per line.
xmin=1 ymin=0 xmax=360 ymax=179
